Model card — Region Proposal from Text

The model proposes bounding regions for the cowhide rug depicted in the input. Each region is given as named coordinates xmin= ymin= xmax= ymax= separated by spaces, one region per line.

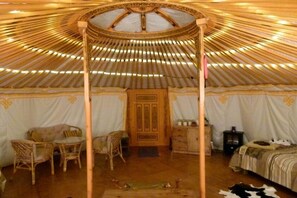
xmin=219 ymin=183 xmax=280 ymax=198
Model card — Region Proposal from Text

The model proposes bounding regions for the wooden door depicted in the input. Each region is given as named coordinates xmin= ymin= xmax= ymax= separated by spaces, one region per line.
xmin=128 ymin=89 xmax=166 ymax=146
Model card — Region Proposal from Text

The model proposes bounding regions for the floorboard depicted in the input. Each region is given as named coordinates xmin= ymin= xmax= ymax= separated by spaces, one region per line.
xmin=1 ymin=147 xmax=297 ymax=197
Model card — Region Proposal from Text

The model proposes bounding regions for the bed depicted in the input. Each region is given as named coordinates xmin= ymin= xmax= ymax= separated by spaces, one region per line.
xmin=229 ymin=141 xmax=297 ymax=192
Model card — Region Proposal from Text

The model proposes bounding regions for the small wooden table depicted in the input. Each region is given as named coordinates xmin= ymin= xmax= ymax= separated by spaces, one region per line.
xmin=54 ymin=137 xmax=85 ymax=172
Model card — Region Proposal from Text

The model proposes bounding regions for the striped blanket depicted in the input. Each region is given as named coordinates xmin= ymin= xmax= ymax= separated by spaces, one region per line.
xmin=229 ymin=145 xmax=297 ymax=192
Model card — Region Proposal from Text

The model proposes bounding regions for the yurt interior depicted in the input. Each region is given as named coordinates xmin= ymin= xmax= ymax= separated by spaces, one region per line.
xmin=0 ymin=0 xmax=297 ymax=197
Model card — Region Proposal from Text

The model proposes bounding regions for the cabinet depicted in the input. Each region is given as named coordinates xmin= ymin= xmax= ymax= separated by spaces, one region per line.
xmin=223 ymin=131 xmax=244 ymax=155
xmin=172 ymin=125 xmax=212 ymax=156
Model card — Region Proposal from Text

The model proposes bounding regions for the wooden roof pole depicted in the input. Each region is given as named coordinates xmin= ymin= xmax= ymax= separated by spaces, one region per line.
xmin=78 ymin=21 xmax=93 ymax=198
xmin=195 ymin=18 xmax=207 ymax=198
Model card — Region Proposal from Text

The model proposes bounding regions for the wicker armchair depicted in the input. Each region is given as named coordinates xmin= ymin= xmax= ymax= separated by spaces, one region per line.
xmin=11 ymin=139 xmax=54 ymax=185
xmin=93 ymin=130 xmax=126 ymax=170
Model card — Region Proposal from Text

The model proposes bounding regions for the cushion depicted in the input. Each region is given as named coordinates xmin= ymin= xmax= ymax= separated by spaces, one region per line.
xmin=27 ymin=124 xmax=71 ymax=142
xmin=93 ymin=137 xmax=108 ymax=153
xmin=35 ymin=147 xmax=51 ymax=162
xmin=30 ymin=131 xmax=43 ymax=142
xmin=64 ymin=130 xmax=82 ymax=137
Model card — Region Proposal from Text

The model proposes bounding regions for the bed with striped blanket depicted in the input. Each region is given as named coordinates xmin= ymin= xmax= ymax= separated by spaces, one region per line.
xmin=229 ymin=144 xmax=297 ymax=192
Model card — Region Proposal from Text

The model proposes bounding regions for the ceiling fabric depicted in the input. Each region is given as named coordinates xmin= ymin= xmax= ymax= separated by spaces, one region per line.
xmin=0 ymin=0 xmax=296 ymax=89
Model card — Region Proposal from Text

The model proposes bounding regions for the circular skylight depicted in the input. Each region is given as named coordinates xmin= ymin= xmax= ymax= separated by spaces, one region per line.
xmin=89 ymin=7 xmax=195 ymax=33
xmin=80 ymin=2 xmax=205 ymax=40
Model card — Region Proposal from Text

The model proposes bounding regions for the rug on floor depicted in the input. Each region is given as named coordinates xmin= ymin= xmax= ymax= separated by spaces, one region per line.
xmin=219 ymin=183 xmax=280 ymax=198
xmin=102 ymin=189 xmax=197 ymax=198
xmin=137 ymin=146 xmax=159 ymax=157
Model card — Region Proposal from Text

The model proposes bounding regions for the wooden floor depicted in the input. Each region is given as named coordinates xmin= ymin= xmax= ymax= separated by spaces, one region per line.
xmin=1 ymin=147 xmax=297 ymax=198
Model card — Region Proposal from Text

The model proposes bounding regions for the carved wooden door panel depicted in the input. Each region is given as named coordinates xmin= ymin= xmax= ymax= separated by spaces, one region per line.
xmin=128 ymin=89 xmax=165 ymax=146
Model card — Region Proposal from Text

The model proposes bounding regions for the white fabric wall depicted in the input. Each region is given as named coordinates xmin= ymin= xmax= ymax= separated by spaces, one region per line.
xmin=0 ymin=88 xmax=127 ymax=166
xmin=169 ymin=86 xmax=297 ymax=150
xmin=1 ymin=86 xmax=296 ymax=166
xmin=168 ymin=87 xmax=199 ymax=125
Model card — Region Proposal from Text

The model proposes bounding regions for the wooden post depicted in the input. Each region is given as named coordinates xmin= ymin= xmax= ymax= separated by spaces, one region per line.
xmin=195 ymin=18 xmax=207 ymax=198
xmin=78 ymin=21 xmax=93 ymax=198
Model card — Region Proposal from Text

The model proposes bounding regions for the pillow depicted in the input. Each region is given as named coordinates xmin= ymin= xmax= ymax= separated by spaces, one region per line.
xmin=30 ymin=131 xmax=43 ymax=142
xmin=270 ymin=139 xmax=291 ymax=146
xmin=64 ymin=130 xmax=82 ymax=137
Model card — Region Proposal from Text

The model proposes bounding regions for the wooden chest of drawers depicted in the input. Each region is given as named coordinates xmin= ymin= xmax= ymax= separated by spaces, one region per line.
xmin=172 ymin=125 xmax=212 ymax=156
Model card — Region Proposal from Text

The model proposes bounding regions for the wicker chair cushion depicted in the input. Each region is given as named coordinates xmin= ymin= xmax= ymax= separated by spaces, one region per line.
xmin=93 ymin=137 xmax=108 ymax=153
xmin=35 ymin=146 xmax=52 ymax=162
